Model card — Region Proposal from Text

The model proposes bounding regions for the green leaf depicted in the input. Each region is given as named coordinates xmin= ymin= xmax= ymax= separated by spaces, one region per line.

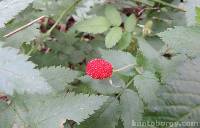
xmin=2 ymin=24 xmax=40 ymax=48
xmin=117 ymin=32 xmax=132 ymax=50
xmin=0 ymin=46 xmax=51 ymax=95
xmin=137 ymin=37 xmax=159 ymax=61
xmin=0 ymin=102 xmax=15 ymax=128
xmin=33 ymin=0 xmax=75 ymax=20
xmin=105 ymin=5 xmax=122 ymax=26
xmin=148 ymin=57 xmax=200 ymax=125
xmin=134 ymin=0 xmax=154 ymax=6
xmin=182 ymin=0 xmax=200 ymax=26
xmin=120 ymin=89 xmax=144 ymax=128
xmin=0 ymin=5 xmax=42 ymax=48
xmin=115 ymin=119 xmax=124 ymax=128
xmin=75 ymin=16 xmax=111 ymax=34
xmin=124 ymin=14 xmax=137 ymax=32
xmin=12 ymin=93 xmax=108 ymax=127
xmin=99 ymin=49 xmax=136 ymax=76
xmin=69 ymin=50 xmax=85 ymax=64
xmin=33 ymin=0 xmax=48 ymax=10
xmin=105 ymin=27 xmax=122 ymax=48
xmin=160 ymin=54 xmax=187 ymax=79
xmin=158 ymin=26 xmax=200 ymax=57
xmin=77 ymin=98 xmax=121 ymax=128
xmin=40 ymin=66 xmax=80 ymax=92
xmin=196 ymin=7 xmax=200 ymax=24
xmin=80 ymin=75 xmax=125 ymax=95
xmin=30 ymin=51 xmax=68 ymax=68
xmin=134 ymin=71 xmax=160 ymax=105
xmin=0 ymin=0 xmax=34 ymax=28
xmin=137 ymin=37 xmax=162 ymax=71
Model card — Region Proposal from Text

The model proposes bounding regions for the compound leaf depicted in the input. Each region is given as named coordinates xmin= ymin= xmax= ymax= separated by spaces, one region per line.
xmin=12 ymin=93 xmax=108 ymax=128
xmin=0 ymin=46 xmax=51 ymax=95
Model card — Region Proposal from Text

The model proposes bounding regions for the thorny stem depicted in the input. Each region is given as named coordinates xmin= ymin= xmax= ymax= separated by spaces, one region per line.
xmin=46 ymin=0 xmax=82 ymax=36
xmin=3 ymin=16 xmax=46 ymax=38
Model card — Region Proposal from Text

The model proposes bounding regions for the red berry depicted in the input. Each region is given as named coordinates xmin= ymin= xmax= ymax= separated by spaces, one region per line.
xmin=86 ymin=58 xmax=113 ymax=79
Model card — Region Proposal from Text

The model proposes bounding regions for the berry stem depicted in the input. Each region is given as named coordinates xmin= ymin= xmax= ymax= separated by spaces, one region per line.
xmin=113 ymin=64 xmax=135 ymax=72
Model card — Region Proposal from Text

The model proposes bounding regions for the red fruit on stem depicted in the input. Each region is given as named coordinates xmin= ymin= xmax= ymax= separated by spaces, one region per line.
xmin=86 ymin=58 xmax=113 ymax=79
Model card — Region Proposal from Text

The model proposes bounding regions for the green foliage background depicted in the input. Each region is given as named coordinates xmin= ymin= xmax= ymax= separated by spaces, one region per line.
xmin=0 ymin=0 xmax=200 ymax=128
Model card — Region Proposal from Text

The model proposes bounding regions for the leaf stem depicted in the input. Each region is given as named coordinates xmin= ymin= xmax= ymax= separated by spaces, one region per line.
xmin=46 ymin=0 xmax=82 ymax=36
xmin=116 ymin=77 xmax=135 ymax=99
xmin=113 ymin=64 xmax=135 ymax=72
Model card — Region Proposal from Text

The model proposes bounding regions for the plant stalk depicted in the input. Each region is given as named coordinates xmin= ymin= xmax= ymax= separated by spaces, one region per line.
xmin=46 ymin=0 xmax=82 ymax=36
xmin=3 ymin=16 xmax=46 ymax=38
xmin=151 ymin=0 xmax=186 ymax=12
